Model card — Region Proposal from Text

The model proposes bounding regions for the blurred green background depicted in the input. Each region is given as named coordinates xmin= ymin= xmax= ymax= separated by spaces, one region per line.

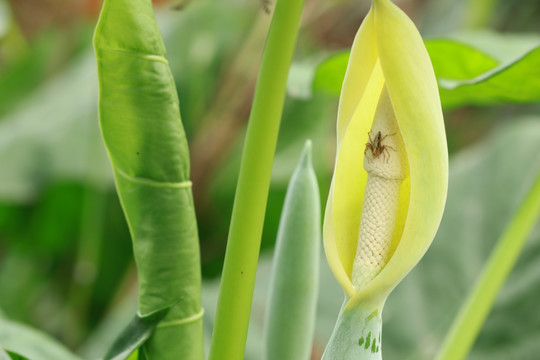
xmin=1 ymin=0 xmax=540 ymax=359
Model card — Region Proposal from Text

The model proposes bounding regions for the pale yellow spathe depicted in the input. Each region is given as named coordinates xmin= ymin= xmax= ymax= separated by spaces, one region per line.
xmin=323 ymin=0 xmax=448 ymax=307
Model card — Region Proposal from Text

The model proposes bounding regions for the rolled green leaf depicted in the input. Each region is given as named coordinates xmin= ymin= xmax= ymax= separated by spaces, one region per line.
xmin=264 ymin=141 xmax=321 ymax=360
xmin=94 ymin=0 xmax=203 ymax=359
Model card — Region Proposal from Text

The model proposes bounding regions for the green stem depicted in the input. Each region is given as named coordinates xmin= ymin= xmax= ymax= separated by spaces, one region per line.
xmin=322 ymin=299 xmax=383 ymax=360
xmin=436 ymin=172 xmax=540 ymax=360
xmin=207 ymin=1 xmax=306 ymax=359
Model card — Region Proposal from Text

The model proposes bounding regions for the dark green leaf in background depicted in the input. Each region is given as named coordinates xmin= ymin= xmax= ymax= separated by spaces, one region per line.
xmin=311 ymin=51 xmax=348 ymax=98
xmin=6 ymin=352 xmax=30 ymax=360
xmin=425 ymin=39 xmax=498 ymax=80
xmin=437 ymin=44 xmax=540 ymax=109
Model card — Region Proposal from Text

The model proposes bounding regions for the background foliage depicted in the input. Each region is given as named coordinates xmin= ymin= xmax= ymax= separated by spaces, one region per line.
xmin=1 ymin=0 xmax=540 ymax=358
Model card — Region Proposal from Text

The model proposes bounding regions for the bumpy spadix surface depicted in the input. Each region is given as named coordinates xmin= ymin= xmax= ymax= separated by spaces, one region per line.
xmin=352 ymin=88 xmax=406 ymax=290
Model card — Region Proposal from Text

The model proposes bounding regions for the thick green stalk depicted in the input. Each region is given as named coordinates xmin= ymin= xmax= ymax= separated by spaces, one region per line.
xmin=94 ymin=0 xmax=203 ymax=358
xmin=322 ymin=299 xmax=383 ymax=360
xmin=436 ymin=172 xmax=540 ymax=360
xmin=208 ymin=0 xmax=306 ymax=358
xmin=264 ymin=141 xmax=320 ymax=360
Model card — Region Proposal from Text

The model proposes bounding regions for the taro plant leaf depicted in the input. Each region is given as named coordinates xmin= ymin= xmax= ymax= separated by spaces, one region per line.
xmin=310 ymin=37 xmax=540 ymax=109
xmin=436 ymin=44 xmax=540 ymax=109
xmin=103 ymin=304 xmax=172 ymax=360
xmin=311 ymin=51 xmax=348 ymax=98
xmin=94 ymin=0 xmax=203 ymax=359
xmin=264 ymin=140 xmax=321 ymax=360
xmin=0 ymin=318 xmax=81 ymax=360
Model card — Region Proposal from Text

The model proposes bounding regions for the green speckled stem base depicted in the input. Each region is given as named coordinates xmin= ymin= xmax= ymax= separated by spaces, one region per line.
xmin=322 ymin=300 xmax=383 ymax=360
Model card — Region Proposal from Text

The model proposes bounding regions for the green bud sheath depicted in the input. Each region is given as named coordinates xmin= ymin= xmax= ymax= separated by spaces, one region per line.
xmin=264 ymin=141 xmax=321 ymax=360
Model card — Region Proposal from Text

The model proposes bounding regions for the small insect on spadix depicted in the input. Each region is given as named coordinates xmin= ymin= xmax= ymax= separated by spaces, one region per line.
xmin=364 ymin=131 xmax=396 ymax=163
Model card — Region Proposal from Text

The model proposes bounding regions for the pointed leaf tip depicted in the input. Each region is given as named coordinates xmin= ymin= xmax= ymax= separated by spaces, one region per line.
xmin=298 ymin=139 xmax=313 ymax=169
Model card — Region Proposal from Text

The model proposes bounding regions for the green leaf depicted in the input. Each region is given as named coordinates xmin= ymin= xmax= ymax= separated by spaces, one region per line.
xmin=104 ymin=305 xmax=172 ymax=360
xmin=425 ymin=39 xmax=498 ymax=80
xmin=310 ymin=35 xmax=540 ymax=109
xmin=311 ymin=51 xmax=348 ymax=97
xmin=437 ymin=44 xmax=540 ymax=109
xmin=264 ymin=141 xmax=321 ymax=360
xmin=94 ymin=0 xmax=203 ymax=359
xmin=0 ymin=318 xmax=80 ymax=360
xmin=6 ymin=352 xmax=30 ymax=360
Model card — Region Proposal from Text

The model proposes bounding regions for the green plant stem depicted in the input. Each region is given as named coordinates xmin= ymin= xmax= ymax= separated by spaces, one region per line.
xmin=436 ymin=172 xmax=540 ymax=360
xmin=322 ymin=300 xmax=383 ymax=360
xmin=207 ymin=1 xmax=306 ymax=359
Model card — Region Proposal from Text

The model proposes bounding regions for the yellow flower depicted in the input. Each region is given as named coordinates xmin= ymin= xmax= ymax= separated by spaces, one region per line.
xmin=322 ymin=0 xmax=448 ymax=357
xmin=323 ymin=0 xmax=448 ymax=322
